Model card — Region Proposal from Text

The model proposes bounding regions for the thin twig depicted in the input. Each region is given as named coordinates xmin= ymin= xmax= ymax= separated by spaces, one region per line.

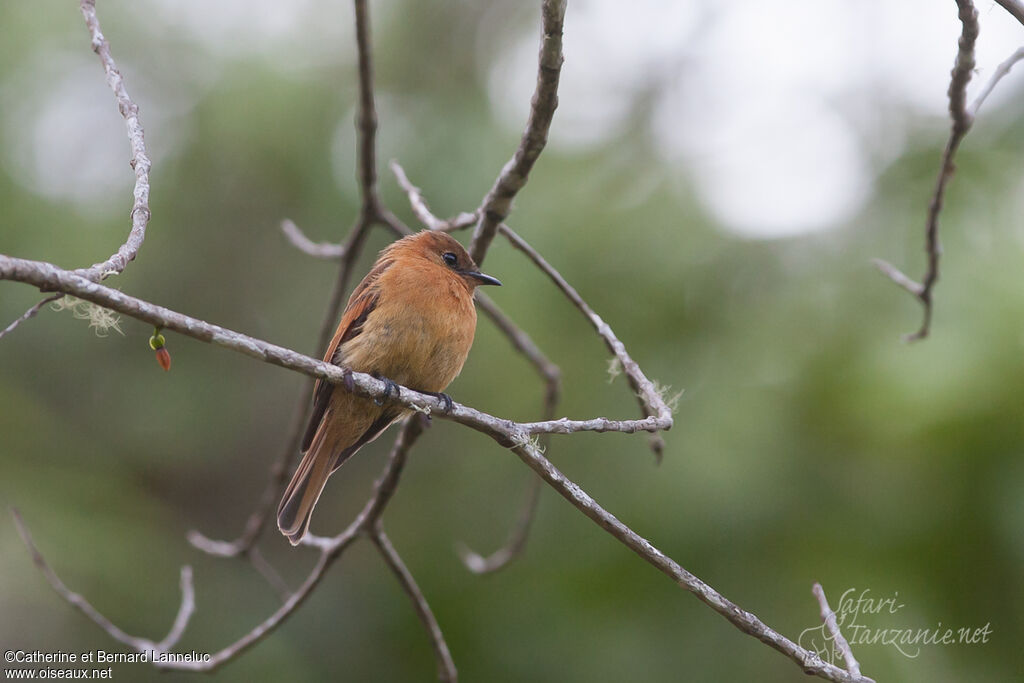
xmin=457 ymin=474 xmax=542 ymax=575
xmin=372 ymin=526 xmax=457 ymax=682
xmin=189 ymin=0 xmax=407 ymax=560
xmin=503 ymin=444 xmax=874 ymax=683
xmin=0 ymin=294 xmax=62 ymax=341
xmin=281 ymin=219 xmax=346 ymax=259
xmin=469 ymin=0 xmax=566 ymax=265
xmin=12 ymin=509 xmax=195 ymax=655
xmin=970 ymin=46 xmax=1024 ymax=115
xmin=74 ymin=0 xmax=152 ymax=283
xmin=392 ymin=161 xmax=668 ymax=457
xmin=1 ymin=258 xmax=677 ymax=439
xmin=994 ymin=0 xmax=1024 ymax=26
xmin=389 ymin=161 xmax=477 ymax=232
xmin=248 ymin=547 xmax=293 ymax=603
xmin=187 ymin=383 xmax=311 ymax=557
xmin=875 ymin=0 xmax=979 ymax=341
xmin=16 ymin=420 xmax=423 ymax=673
xmin=497 ymin=225 xmax=673 ymax=429
xmin=391 ymin=161 xmax=559 ymax=572
xmin=812 ymin=583 xmax=863 ymax=678
xmin=1 ymin=1 xmax=153 ymax=341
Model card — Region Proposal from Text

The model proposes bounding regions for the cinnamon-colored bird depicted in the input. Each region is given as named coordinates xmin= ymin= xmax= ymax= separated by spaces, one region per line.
xmin=277 ymin=231 xmax=501 ymax=544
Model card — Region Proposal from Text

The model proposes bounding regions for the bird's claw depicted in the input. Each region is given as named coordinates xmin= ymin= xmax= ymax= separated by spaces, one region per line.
xmin=374 ymin=376 xmax=399 ymax=405
xmin=423 ymin=391 xmax=453 ymax=414
xmin=342 ymin=367 xmax=355 ymax=393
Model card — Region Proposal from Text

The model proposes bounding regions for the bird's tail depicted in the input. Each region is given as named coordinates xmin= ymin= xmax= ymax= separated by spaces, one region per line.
xmin=277 ymin=427 xmax=339 ymax=546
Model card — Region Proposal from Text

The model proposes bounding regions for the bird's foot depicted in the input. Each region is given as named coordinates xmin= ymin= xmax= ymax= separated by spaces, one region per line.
xmin=342 ymin=367 xmax=355 ymax=393
xmin=424 ymin=391 xmax=454 ymax=414
xmin=372 ymin=373 xmax=399 ymax=405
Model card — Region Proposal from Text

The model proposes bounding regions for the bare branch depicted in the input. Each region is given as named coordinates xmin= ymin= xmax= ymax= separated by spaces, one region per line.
xmin=876 ymin=0 xmax=978 ymax=341
xmin=187 ymin=385 xmax=311 ymax=557
xmin=812 ymin=583 xmax=864 ymax=679
xmin=354 ymin=0 xmax=382 ymax=214
xmin=1 ymin=257 xmax=675 ymax=439
xmin=191 ymin=0 xmax=413 ymax=559
xmin=75 ymin=0 xmax=152 ymax=283
xmin=247 ymin=547 xmax=293 ymax=604
xmin=2 ymin=1 xmax=153 ymax=340
xmin=392 ymin=160 xmax=668 ymax=451
xmin=391 ymin=161 xmax=558 ymax=572
xmin=372 ymin=527 xmax=457 ymax=682
xmin=469 ymin=0 xmax=566 ymax=265
xmin=389 ymin=161 xmax=477 ymax=232
xmin=504 ymin=445 xmax=873 ymax=683
xmin=457 ymin=474 xmax=541 ymax=575
xmin=497 ymin=225 xmax=673 ymax=428
xmin=871 ymin=257 xmax=924 ymax=297
xmin=12 ymin=509 xmax=194 ymax=655
xmin=970 ymin=46 xmax=1024 ymax=115
xmin=0 ymin=294 xmax=62 ymax=341
xmin=281 ymin=219 xmax=346 ymax=259
xmin=994 ymin=0 xmax=1024 ymax=26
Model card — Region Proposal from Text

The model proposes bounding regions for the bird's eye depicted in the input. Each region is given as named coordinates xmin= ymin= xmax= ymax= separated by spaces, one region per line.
xmin=442 ymin=252 xmax=458 ymax=268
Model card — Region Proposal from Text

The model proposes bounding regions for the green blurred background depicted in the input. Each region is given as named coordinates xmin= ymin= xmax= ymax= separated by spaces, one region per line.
xmin=2 ymin=1 xmax=1023 ymax=681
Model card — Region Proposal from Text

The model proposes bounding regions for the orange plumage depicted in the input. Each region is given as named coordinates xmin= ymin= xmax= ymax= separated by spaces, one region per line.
xmin=277 ymin=231 xmax=501 ymax=545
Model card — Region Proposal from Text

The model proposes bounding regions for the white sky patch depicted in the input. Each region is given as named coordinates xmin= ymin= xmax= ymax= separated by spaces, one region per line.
xmin=488 ymin=0 xmax=1024 ymax=238
xmin=1 ymin=52 xmax=187 ymax=213
xmin=1 ymin=56 xmax=129 ymax=207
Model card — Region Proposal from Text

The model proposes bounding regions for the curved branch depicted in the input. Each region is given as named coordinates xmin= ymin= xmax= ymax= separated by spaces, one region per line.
xmin=813 ymin=583 xmax=863 ymax=679
xmin=469 ymin=0 xmax=565 ymax=265
xmin=457 ymin=474 xmax=542 ymax=575
xmin=505 ymin=444 xmax=874 ymax=683
xmin=3 ymin=1 xmax=153 ymax=340
xmin=13 ymin=509 xmax=194 ymax=655
xmin=76 ymin=0 xmax=152 ymax=283
xmin=874 ymin=0 xmax=979 ymax=341
xmin=0 ymin=294 xmax=62 ymax=341
xmin=995 ymin=0 xmax=1024 ymax=26
xmin=371 ymin=526 xmax=457 ymax=682
xmin=280 ymin=219 xmax=346 ymax=259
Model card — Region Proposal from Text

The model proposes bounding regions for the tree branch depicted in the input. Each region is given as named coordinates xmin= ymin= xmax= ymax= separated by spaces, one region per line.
xmin=0 ymin=294 xmax=62 ymax=341
xmin=875 ymin=0 xmax=979 ymax=341
xmin=970 ymin=45 xmax=1024 ymax=116
xmin=5 ymin=250 xmax=879 ymax=681
xmin=457 ymin=474 xmax=542 ymax=575
xmin=12 ymin=509 xmax=195 ymax=655
xmin=392 ymin=160 xmax=668 ymax=457
xmin=504 ymin=443 xmax=874 ymax=683
xmin=280 ymin=219 xmax=346 ymax=259
xmin=469 ymin=0 xmax=565 ymax=265
xmin=2 ymin=0 xmax=153 ymax=340
xmin=371 ymin=525 xmax=457 ymax=682
xmin=188 ymin=0 xmax=409 ymax=561
xmin=994 ymin=0 xmax=1024 ymax=26
xmin=813 ymin=583 xmax=864 ymax=679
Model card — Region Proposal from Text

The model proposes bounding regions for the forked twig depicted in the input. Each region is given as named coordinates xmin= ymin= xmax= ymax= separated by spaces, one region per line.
xmin=875 ymin=0 xmax=979 ymax=341
xmin=813 ymin=583 xmax=865 ymax=679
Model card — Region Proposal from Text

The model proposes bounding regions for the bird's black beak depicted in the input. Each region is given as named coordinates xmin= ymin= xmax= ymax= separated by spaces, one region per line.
xmin=463 ymin=270 xmax=502 ymax=286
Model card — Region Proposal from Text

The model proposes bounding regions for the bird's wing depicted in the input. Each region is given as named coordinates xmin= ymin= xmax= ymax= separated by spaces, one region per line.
xmin=301 ymin=257 xmax=394 ymax=452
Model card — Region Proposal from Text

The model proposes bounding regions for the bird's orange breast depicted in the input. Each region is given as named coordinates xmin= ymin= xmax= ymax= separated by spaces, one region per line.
xmin=339 ymin=260 xmax=477 ymax=394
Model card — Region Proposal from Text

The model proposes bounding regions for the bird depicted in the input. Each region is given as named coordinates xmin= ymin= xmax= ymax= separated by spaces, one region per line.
xmin=277 ymin=230 xmax=502 ymax=545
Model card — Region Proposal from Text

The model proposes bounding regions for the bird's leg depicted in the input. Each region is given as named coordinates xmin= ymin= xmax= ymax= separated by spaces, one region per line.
xmin=371 ymin=372 xmax=400 ymax=406
xmin=342 ymin=367 xmax=355 ymax=393
xmin=422 ymin=391 xmax=454 ymax=414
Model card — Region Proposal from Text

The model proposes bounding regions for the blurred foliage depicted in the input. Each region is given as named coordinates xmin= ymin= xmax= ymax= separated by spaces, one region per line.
xmin=1 ymin=2 xmax=1023 ymax=682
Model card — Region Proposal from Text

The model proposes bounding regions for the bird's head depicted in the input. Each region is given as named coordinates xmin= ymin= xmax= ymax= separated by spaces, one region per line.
xmin=398 ymin=231 xmax=502 ymax=289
